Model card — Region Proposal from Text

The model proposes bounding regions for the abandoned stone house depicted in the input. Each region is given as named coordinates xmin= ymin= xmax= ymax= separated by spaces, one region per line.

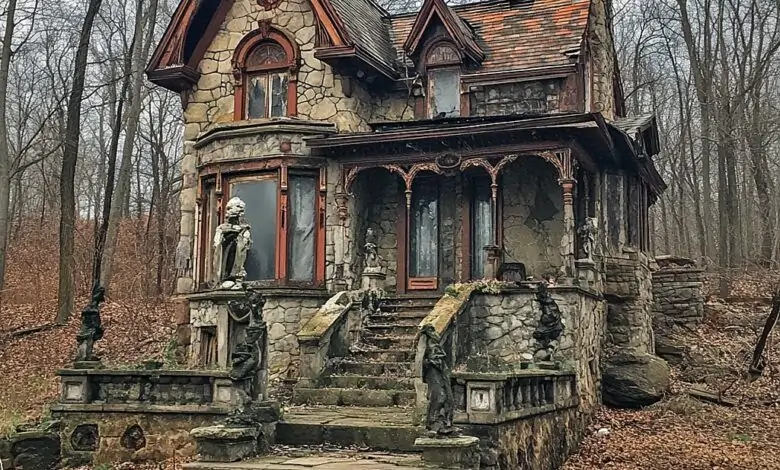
xmin=140 ymin=0 xmax=667 ymax=466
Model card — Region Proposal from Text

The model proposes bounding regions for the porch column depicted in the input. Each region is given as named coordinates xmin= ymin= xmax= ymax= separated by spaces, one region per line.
xmin=560 ymin=178 xmax=576 ymax=279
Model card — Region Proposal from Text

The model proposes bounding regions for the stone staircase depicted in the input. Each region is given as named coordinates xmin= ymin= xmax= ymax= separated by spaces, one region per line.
xmin=278 ymin=294 xmax=441 ymax=452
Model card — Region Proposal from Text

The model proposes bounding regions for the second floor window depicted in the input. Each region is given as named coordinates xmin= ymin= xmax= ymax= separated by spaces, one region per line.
xmin=246 ymin=42 xmax=289 ymax=119
xmin=426 ymin=43 xmax=461 ymax=118
xmin=232 ymin=25 xmax=299 ymax=120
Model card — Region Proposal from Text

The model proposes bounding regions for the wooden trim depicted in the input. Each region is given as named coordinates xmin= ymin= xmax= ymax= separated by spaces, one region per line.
xmin=461 ymin=65 xmax=577 ymax=86
xmin=408 ymin=277 xmax=438 ymax=291
xmin=460 ymin=87 xmax=470 ymax=117
xmin=396 ymin=189 xmax=407 ymax=294
xmin=402 ymin=0 xmax=484 ymax=63
xmin=316 ymin=168 xmax=327 ymax=285
xmin=309 ymin=0 xmax=350 ymax=47
xmin=199 ymin=157 xmax=326 ymax=177
xmin=461 ymin=176 xmax=472 ymax=281
xmin=186 ymin=0 xmax=235 ymax=69
xmin=278 ymin=166 xmax=289 ymax=281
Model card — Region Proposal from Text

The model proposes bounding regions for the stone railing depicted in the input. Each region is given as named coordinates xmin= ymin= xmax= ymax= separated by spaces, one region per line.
xmin=54 ymin=369 xmax=238 ymax=409
xmin=451 ymin=369 xmax=578 ymax=425
xmin=413 ymin=287 xmax=476 ymax=422
xmin=296 ymin=291 xmax=354 ymax=387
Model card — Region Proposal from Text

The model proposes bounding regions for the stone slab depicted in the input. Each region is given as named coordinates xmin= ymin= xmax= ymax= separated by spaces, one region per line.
xmin=414 ymin=436 xmax=480 ymax=448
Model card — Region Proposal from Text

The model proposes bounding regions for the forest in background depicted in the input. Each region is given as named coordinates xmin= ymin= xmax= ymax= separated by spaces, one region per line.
xmin=0 ymin=0 xmax=778 ymax=316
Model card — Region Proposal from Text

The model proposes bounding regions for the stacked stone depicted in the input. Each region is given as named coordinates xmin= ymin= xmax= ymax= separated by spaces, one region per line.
xmin=652 ymin=267 xmax=705 ymax=327
xmin=603 ymin=255 xmax=654 ymax=354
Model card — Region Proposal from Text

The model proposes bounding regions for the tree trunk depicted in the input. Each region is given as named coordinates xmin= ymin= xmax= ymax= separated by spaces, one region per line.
xmin=56 ymin=0 xmax=105 ymax=324
xmin=100 ymin=0 xmax=158 ymax=291
xmin=0 ymin=0 xmax=18 ymax=305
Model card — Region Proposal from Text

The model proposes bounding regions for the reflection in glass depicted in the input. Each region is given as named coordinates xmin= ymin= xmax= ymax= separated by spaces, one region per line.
xmin=288 ymin=175 xmax=316 ymax=281
xmin=471 ymin=177 xmax=493 ymax=279
xmin=271 ymin=74 xmax=288 ymax=117
xmin=231 ymin=178 xmax=278 ymax=280
xmin=410 ymin=179 xmax=438 ymax=277
xmin=248 ymin=75 xmax=268 ymax=119
xmin=429 ymin=69 xmax=460 ymax=118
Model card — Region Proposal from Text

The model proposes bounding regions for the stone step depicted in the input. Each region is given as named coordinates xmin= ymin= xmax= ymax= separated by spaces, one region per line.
xmin=276 ymin=406 xmax=422 ymax=453
xmin=350 ymin=349 xmax=415 ymax=363
xmin=183 ymin=451 xmax=427 ymax=469
xmin=362 ymin=334 xmax=417 ymax=350
xmin=380 ymin=302 xmax=438 ymax=314
xmin=364 ymin=323 xmax=419 ymax=337
xmin=322 ymin=375 xmax=414 ymax=390
xmin=367 ymin=312 xmax=427 ymax=324
xmin=330 ymin=360 xmax=413 ymax=377
xmin=293 ymin=387 xmax=416 ymax=407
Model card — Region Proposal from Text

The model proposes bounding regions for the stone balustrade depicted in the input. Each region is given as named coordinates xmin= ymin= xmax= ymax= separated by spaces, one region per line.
xmin=452 ymin=369 xmax=578 ymax=425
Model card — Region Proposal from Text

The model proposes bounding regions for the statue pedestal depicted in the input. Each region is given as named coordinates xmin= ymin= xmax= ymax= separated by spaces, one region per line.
xmin=414 ymin=435 xmax=481 ymax=469
xmin=575 ymin=258 xmax=599 ymax=290
xmin=73 ymin=361 xmax=102 ymax=370
xmin=361 ymin=267 xmax=386 ymax=291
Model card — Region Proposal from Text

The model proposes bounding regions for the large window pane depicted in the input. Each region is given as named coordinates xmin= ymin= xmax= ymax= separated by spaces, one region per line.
xmin=471 ymin=177 xmax=493 ymax=279
xmin=204 ymin=184 xmax=218 ymax=283
xmin=231 ymin=178 xmax=278 ymax=280
xmin=429 ymin=69 xmax=460 ymax=118
xmin=247 ymin=75 xmax=268 ymax=119
xmin=270 ymin=73 xmax=288 ymax=117
xmin=410 ymin=179 xmax=438 ymax=277
xmin=288 ymin=175 xmax=316 ymax=281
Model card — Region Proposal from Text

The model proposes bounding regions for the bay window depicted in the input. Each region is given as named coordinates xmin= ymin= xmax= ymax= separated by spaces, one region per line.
xmin=198 ymin=165 xmax=325 ymax=288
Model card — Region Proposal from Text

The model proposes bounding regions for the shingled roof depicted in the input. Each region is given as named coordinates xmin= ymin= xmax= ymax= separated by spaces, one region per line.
xmin=329 ymin=0 xmax=398 ymax=72
xmin=389 ymin=0 xmax=591 ymax=73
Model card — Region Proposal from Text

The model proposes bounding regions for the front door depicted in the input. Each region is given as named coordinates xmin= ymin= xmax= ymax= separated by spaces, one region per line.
xmin=470 ymin=176 xmax=494 ymax=279
xmin=408 ymin=178 xmax=439 ymax=290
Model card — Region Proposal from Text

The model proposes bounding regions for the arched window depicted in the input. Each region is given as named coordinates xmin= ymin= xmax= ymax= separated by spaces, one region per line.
xmin=233 ymin=26 xmax=299 ymax=120
xmin=424 ymin=42 xmax=461 ymax=119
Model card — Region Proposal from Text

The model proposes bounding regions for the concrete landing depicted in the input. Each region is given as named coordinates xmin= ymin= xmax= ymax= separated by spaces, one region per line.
xmin=276 ymin=406 xmax=422 ymax=452
xmin=183 ymin=450 xmax=426 ymax=469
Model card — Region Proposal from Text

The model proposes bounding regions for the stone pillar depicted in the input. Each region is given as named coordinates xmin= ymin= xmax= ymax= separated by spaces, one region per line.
xmin=560 ymin=178 xmax=576 ymax=280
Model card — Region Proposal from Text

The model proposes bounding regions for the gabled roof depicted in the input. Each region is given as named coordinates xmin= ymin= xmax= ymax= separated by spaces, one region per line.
xmin=390 ymin=0 xmax=591 ymax=73
xmin=402 ymin=0 xmax=484 ymax=63
xmin=328 ymin=0 xmax=397 ymax=74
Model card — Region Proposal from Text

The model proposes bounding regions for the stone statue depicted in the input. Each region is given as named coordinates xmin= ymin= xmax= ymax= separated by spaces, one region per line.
xmin=227 ymin=288 xmax=266 ymax=327
xmin=213 ymin=197 xmax=252 ymax=289
xmin=533 ymin=281 xmax=564 ymax=349
xmin=75 ymin=283 xmax=106 ymax=365
xmin=577 ymin=217 xmax=597 ymax=260
xmin=364 ymin=228 xmax=380 ymax=269
xmin=420 ymin=324 xmax=459 ymax=437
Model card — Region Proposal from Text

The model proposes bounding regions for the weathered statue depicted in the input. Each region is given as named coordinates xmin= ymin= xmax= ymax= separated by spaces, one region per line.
xmin=213 ymin=197 xmax=252 ymax=289
xmin=420 ymin=324 xmax=459 ymax=437
xmin=364 ymin=228 xmax=380 ymax=269
xmin=227 ymin=288 xmax=266 ymax=327
xmin=226 ymin=289 xmax=267 ymax=425
xmin=533 ymin=281 xmax=564 ymax=347
xmin=577 ymin=217 xmax=597 ymax=260
xmin=75 ymin=283 xmax=106 ymax=365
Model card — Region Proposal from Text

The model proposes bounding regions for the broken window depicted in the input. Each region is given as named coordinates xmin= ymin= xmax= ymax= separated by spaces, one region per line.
xmin=426 ymin=42 xmax=461 ymax=118
xmin=245 ymin=41 xmax=289 ymax=119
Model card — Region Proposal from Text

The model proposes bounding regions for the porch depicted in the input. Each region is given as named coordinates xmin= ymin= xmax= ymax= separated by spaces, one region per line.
xmin=342 ymin=153 xmax=577 ymax=293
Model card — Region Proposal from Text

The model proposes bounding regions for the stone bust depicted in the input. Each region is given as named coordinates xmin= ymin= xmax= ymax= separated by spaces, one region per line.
xmin=213 ymin=197 xmax=252 ymax=289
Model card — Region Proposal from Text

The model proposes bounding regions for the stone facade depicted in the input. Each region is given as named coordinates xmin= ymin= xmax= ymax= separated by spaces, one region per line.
xmin=502 ymin=158 xmax=564 ymax=278
xmin=463 ymin=287 xmax=605 ymax=412
xmin=652 ymin=266 xmax=705 ymax=327
xmin=603 ymin=253 xmax=654 ymax=353
xmin=587 ymin=0 xmax=619 ymax=119
xmin=189 ymin=292 xmax=327 ymax=380
xmin=470 ymin=79 xmax=563 ymax=116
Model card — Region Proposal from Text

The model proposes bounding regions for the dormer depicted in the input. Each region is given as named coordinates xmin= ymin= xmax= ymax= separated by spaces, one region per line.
xmin=402 ymin=0 xmax=484 ymax=68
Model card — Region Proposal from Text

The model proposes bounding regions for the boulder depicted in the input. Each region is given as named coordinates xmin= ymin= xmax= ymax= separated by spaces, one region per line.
xmin=602 ymin=352 xmax=670 ymax=408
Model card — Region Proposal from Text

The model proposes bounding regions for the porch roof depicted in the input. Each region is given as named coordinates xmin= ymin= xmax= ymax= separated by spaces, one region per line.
xmin=305 ymin=112 xmax=666 ymax=197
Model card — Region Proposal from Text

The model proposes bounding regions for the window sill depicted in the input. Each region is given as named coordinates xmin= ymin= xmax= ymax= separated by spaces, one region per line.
xmin=187 ymin=284 xmax=329 ymax=302
xmin=194 ymin=118 xmax=337 ymax=149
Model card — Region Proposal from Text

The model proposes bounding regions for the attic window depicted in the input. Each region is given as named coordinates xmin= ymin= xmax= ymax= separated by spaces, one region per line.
xmin=426 ymin=42 xmax=461 ymax=118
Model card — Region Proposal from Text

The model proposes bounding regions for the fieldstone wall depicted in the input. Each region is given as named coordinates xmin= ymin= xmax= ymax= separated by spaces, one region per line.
xmin=189 ymin=292 xmax=326 ymax=380
xmin=470 ymin=79 xmax=563 ymax=116
xmin=603 ymin=253 xmax=654 ymax=353
xmin=501 ymin=158 xmax=564 ymax=278
xmin=652 ymin=260 xmax=705 ymax=327
xmin=465 ymin=287 xmax=605 ymax=412
xmin=586 ymin=0 xmax=618 ymax=120
xmin=0 ymin=431 xmax=60 ymax=470
xmin=465 ymin=407 xmax=583 ymax=470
